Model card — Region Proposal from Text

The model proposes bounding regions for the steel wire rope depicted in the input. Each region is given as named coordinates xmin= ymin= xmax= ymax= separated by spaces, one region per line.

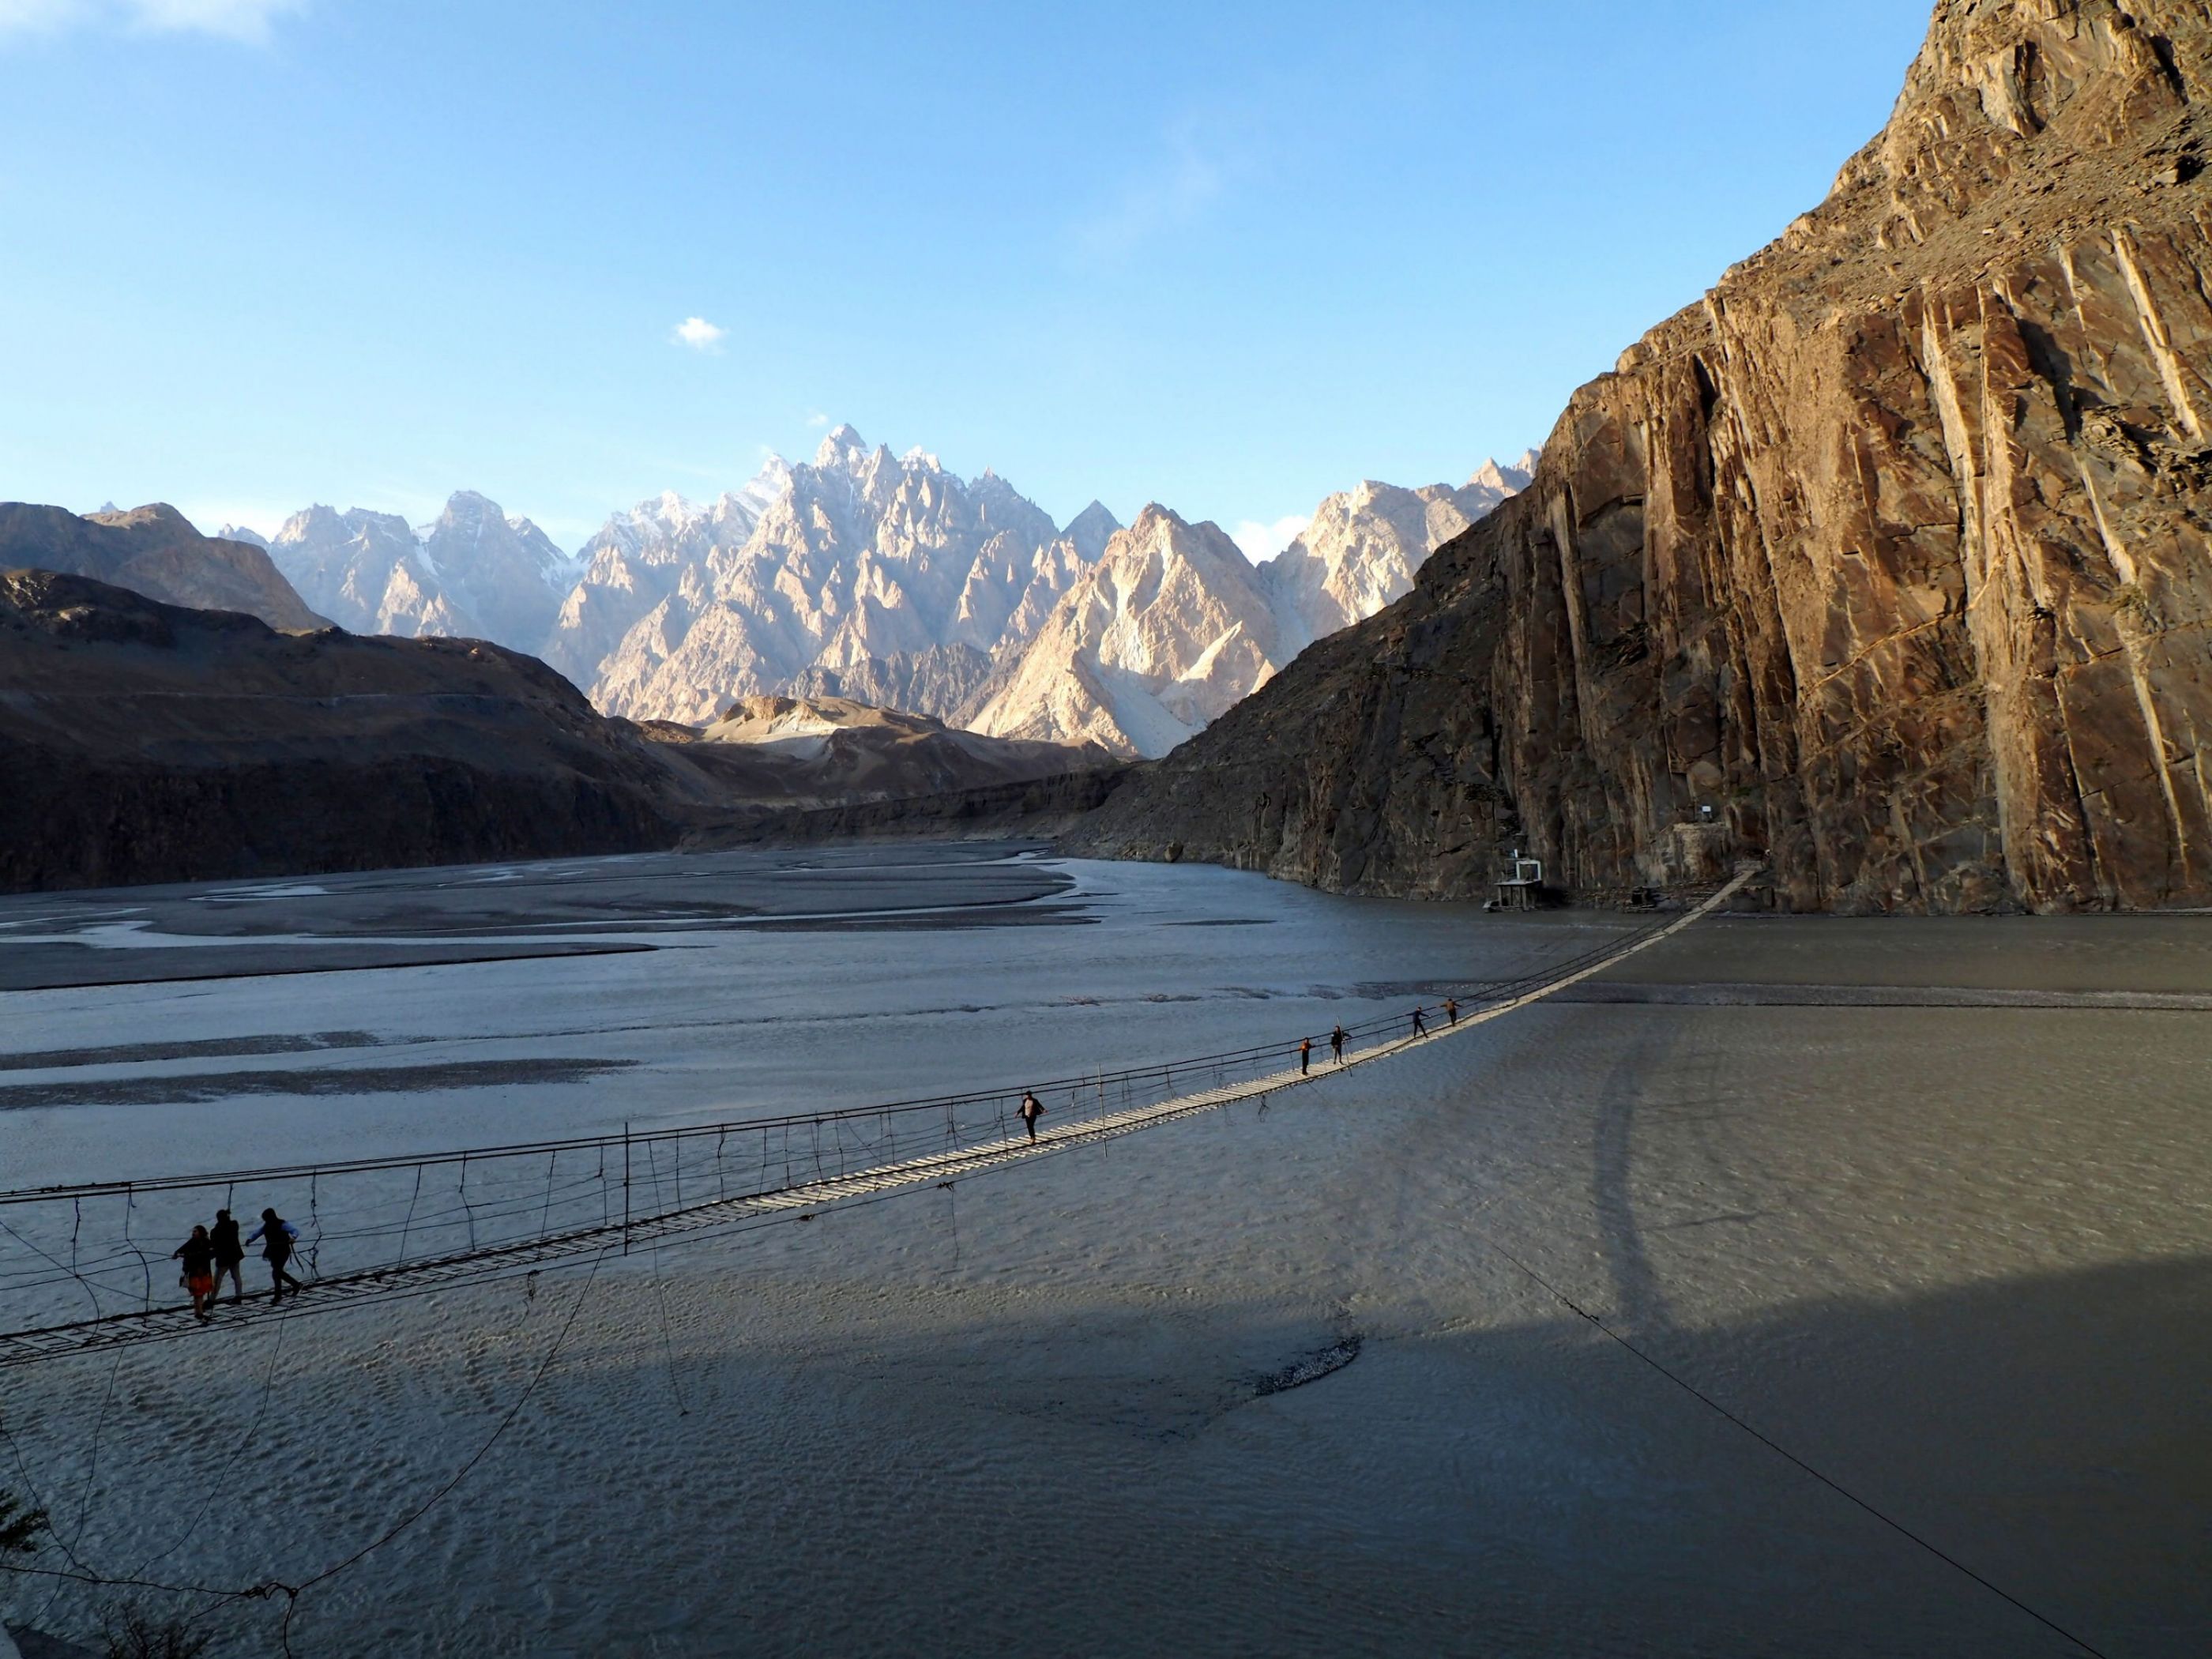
xmin=307 ymin=1174 xmax=322 ymax=1277
xmin=0 ymin=1248 xmax=615 ymax=1655
xmin=267 ymin=1244 xmax=611 ymax=1657
xmin=129 ymin=1301 xmax=294 ymax=1581
xmin=0 ymin=1219 xmax=115 ymax=1317
xmin=121 ymin=1191 xmax=152 ymax=1312
xmin=3 ymin=1046 xmax=1465 ymax=1372
xmin=40 ymin=1342 xmax=126 ymax=1626
xmin=6 ymin=1074 xmax=1275 ymax=1359
xmin=1457 ymin=1219 xmax=2111 ymax=1658
xmin=648 ymin=1236 xmax=687 ymax=1418
xmin=394 ymin=1166 xmax=424 ymax=1265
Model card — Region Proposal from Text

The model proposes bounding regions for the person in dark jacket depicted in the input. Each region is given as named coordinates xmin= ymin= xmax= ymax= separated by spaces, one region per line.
xmin=171 ymin=1225 xmax=217 ymax=1321
xmin=1018 ymin=1091 xmax=1044 ymax=1142
xmin=246 ymin=1209 xmax=303 ymax=1303
xmin=1410 ymin=1006 xmax=1427 ymax=1038
xmin=1330 ymin=1025 xmax=1345 ymax=1064
xmin=209 ymin=1209 xmax=245 ymax=1306
xmin=1299 ymin=1037 xmax=1312 ymax=1076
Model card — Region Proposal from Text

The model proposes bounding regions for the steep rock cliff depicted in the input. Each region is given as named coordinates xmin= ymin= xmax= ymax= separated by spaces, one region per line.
xmin=1080 ymin=0 xmax=2212 ymax=913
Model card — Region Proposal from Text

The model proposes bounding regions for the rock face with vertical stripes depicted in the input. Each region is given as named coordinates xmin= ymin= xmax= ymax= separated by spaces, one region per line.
xmin=1078 ymin=0 xmax=2212 ymax=912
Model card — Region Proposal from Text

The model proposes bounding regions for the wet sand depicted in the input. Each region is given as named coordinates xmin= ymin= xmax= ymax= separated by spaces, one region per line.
xmin=0 ymin=848 xmax=2206 ymax=1656
xmin=0 ymin=841 xmax=1074 ymax=991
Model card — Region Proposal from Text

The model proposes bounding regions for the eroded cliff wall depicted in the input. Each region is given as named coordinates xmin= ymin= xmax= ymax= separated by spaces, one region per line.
xmin=1079 ymin=0 xmax=2212 ymax=912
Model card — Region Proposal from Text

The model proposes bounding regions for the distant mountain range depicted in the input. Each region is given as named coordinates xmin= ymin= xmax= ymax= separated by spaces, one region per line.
xmin=198 ymin=426 xmax=1537 ymax=758
xmin=223 ymin=492 xmax=577 ymax=648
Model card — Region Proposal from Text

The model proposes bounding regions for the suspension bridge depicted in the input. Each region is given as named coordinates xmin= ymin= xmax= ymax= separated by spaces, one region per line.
xmin=0 ymin=867 xmax=1755 ymax=1371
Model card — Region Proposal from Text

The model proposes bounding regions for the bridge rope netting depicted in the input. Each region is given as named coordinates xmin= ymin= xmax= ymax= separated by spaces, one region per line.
xmin=0 ymin=870 xmax=1755 ymax=1371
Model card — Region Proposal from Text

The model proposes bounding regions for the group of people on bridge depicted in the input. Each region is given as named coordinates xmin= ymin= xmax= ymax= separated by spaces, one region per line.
xmin=169 ymin=1206 xmax=305 ymax=1320
xmin=1296 ymin=998 xmax=1458 ymax=1075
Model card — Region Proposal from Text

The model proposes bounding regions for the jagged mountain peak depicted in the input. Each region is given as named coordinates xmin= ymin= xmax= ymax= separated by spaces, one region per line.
xmin=581 ymin=434 xmax=1087 ymax=727
xmin=1466 ymin=451 xmax=1538 ymax=494
xmin=277 ymin=502 xmax=406 ymax=537
xmin=1117 ymin=506 xmax=1258 ymax=577
xmin=88 ymin=502 xmax=198 ymax=537
xmin=813 ymin=423 xmax=868 ymax=468
xmin=265 ymin=487 xmax=571 ymax=647
xmin=1060 ymin=501 xmax=1121 ymax=561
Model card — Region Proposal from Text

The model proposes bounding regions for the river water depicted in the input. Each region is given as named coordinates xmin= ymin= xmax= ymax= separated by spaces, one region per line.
xmin=0 ymin=844 xmax=2204 ymax=1656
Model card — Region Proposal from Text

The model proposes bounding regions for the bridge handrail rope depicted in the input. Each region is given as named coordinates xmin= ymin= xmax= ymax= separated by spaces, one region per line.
xmin=0 ymin=870 xmax=1755 ymax=1367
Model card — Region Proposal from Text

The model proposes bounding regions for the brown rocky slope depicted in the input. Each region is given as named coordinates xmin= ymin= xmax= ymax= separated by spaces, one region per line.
xmin=1077 ymin=0 xmax=2212 ymax=912
xmin=0 ymin=502 xmax=328 ymax=631
xmin=648 ymin=694 xmax=1115 ymax=806
xmin=0 ymin=570 xmax=713 ymax=892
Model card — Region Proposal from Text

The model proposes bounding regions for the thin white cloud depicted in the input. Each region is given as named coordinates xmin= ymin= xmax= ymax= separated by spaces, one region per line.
xmin=1231 ymin=514 xmax=1309 ymax=564
xmin=803 ymin=411 xmax=830 ymax=429
xmin=0 ymin=0 xmax=305 ymax=42
xmin=1072 ymin=134 xmax=1224 ymax=265
xmin=0 ymin=0 xmax=77 ymax=30
xmin=1074 ymin=112 xmax=1256 ymax=266
xmin=672 ymin=316 xmax=728 ymax=352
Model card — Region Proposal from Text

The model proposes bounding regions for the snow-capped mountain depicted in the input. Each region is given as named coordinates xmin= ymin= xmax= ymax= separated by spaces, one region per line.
xmin=961 ymin=457 xmax=1533 ymax=758
xmin=585 ymin=427 xmax=1098 ymax=725
xmin=1264 ymin=476 xmax=1506 ymax=654
xmin=961 ymin=506 xmax=1285 ymax=757
xmin=264 ymin=491 xmax=576 ymax=644
xmin=541 ymin=465 xmax=788 ymax=689
xmin=216 ymin=433 xmax=1529 ymax=757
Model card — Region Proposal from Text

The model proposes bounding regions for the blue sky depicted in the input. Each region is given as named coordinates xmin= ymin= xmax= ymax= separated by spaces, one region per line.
xmin=0 ymin=0 xmax=1935 ymax=554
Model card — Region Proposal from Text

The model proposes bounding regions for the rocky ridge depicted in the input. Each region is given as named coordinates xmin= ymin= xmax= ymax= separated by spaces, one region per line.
xmin=0 ymin=568 xmax=709 ymax=893
xmin=964 ymin=465 xmax=1526 ymax=757
xmin=263 ymin=492 xmax=577 ymax=647
xmin=0 ymin=503 xmax=324 ymax=630
xmin=582 ymin=427 xmax=1100 ymax=724
xmin=1077 ymin=0 xmax=2212 ymax=912
xmin=542 ymin=467 xmax=789 ymax=689
xmin=652 ymin=693 xmax=1112 ymax=807
xmin=1266 ymin=462 xmax=1530 ymax=653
